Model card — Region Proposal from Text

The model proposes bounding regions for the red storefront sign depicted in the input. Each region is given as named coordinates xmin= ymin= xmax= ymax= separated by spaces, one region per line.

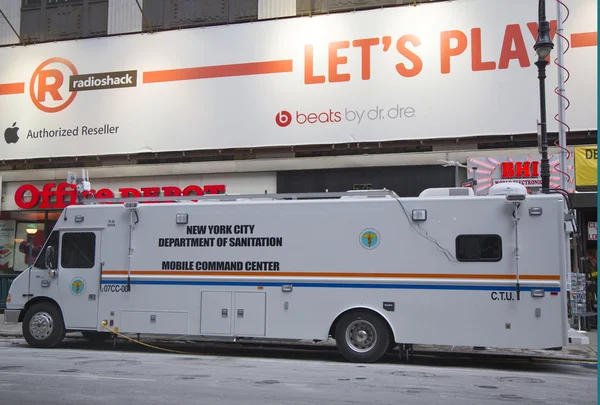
xmin=14 ymin=182 xmax=226 ymax=210
xmin=500 ymin=161 xmax=540 ymax=179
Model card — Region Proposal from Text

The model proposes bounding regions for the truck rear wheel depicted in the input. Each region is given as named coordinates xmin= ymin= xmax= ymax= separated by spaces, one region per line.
xmin=22 ymin=302 xmax=66 ymax=348
xmin=335 ymin=310 xmax=390 ymax=363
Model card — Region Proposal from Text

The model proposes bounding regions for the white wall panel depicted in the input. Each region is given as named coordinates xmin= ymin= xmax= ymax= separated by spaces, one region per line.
xmin=0 ymin=0 xmax=20 ymax=46
xmin=258 ymin=0 xmax=295 ymax=19
xmin=0 ymin=0 xmax=594 ymax=162
xmin=0 ymin=146 xmax=565 ymax=184
xmin=107 ymin=0 xmax=142 ymax=35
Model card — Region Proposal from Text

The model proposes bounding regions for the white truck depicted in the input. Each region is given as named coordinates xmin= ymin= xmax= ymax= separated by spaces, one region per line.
xmin=4 ymin=182 xmax=572 ymax=363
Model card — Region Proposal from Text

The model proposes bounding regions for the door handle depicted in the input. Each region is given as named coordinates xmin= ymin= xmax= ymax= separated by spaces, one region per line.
xmin=221 ymin=309 xmax=228 ymax=318
xmin=99 ymin=261 xmax=105 ymax=286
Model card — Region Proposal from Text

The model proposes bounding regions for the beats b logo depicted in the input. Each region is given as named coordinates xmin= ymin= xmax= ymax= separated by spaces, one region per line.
xmin=275 ymin=111 xmax=292 ymax=127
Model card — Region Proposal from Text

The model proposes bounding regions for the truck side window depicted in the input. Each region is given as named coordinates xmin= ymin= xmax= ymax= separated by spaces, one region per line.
xmin=61 ymin=233 xmax=96 ymax=269
xmin=456 ymin=234 xmax=502 ymax=262
xmin=33 ymin=231 xmax=59 ymax=270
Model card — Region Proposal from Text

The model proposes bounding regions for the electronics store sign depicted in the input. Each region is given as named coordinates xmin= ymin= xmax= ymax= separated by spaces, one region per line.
xmin=467 ymin=153 xmax=575 ymax=195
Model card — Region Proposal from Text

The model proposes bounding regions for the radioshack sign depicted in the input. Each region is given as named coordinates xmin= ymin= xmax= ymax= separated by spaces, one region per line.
xmin=29 ymin=57 xmax=137 ymax=114
xmin=467 ymin=153 xmax=575 ymax=195
xmin=12 ymin=183 xmax=226 ymax=210
xmin=0 ymin=0 xmax=596 ymax=161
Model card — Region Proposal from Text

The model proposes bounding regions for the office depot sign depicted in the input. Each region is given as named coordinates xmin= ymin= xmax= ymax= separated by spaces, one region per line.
xmin=0 ymin=0 xmax=596 ymax=161
xmin=13 ymin=183 xmax=226 ymax=210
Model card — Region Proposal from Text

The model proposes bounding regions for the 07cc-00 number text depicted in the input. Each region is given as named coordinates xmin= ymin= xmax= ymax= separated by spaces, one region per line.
xmin=102 ymin=284 xmax=131 ymax=293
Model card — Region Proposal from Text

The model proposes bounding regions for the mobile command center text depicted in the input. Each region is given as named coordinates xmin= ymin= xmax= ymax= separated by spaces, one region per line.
xmin=161 ymin=261 xmax=280 ymax=271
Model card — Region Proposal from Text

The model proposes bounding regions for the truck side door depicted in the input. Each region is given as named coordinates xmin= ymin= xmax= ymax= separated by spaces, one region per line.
xmin=58 ymin=230 xmax=102 ymax=330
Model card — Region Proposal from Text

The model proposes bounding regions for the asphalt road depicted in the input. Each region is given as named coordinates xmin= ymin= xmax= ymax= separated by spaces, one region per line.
xmin=0 ymin=338 xmax=596 ymax=405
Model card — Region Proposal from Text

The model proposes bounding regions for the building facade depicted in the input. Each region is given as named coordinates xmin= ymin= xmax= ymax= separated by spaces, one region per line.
xmin=0 ymin=0 xmax=597 ymax=317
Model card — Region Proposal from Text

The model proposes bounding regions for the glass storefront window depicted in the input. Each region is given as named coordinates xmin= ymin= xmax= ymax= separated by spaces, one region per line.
xmin=14 ymin=222 xmax=47 ymax=271
xmin=0 ymin=211 xmax=60 ymax=273
xmin=0 ymin=220 xmax=17 ymax=271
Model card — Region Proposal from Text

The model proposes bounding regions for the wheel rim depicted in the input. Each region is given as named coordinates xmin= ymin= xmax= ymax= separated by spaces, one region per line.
xmin=29 ymin=311 xmax=54 ymax=341
xmin=345 ymin=319 xmax=377 ymax=353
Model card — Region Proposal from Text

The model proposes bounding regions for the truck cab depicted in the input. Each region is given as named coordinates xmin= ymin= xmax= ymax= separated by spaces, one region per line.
xmin=4 ymin=224 xmax=106 ymax=347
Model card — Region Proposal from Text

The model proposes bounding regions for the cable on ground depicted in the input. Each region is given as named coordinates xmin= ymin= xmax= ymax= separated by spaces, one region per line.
xmin=101 ymin=320 xmax=199 ymax=355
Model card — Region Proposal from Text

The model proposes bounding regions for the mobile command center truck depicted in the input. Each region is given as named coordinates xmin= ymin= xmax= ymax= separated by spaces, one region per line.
xmin=4 ymin=184 xmax=572 ymax=363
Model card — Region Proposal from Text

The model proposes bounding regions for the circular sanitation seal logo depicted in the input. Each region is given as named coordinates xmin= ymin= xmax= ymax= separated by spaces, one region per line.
xmin=359 ymin=228 xmax=380 ymax=250
xmin=70 ymin=278 xmax=86 ymax=296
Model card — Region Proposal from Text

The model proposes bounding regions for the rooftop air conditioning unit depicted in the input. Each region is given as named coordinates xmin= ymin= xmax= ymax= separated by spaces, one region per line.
xmin=419 ymin=187 xmax=475 ymax=198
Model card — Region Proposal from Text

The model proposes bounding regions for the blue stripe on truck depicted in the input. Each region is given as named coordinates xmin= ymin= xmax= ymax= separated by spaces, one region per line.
xmin=100 ymin=279 xmax=561 ymax=292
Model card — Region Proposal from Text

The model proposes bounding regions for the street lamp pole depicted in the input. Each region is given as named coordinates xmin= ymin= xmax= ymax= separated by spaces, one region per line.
xmin=534 ymin=0 xmax=554 ymax=193
xmin=28 ymin=235 xmax=33 ymax=268
xmin=25 ymin=224 xmax=38 ymax=299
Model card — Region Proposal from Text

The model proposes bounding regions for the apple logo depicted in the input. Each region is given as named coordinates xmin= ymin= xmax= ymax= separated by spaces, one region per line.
xmin=4 ymin=122 xmax=19 ymax=144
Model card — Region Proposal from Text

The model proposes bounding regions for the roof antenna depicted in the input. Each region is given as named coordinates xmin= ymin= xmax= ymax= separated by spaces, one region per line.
xmin=66 ymin=170 xmax=92 ymax=204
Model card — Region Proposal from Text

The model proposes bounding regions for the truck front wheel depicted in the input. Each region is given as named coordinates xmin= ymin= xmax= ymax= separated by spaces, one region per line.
xmin=335 ymin=310 xmax=390 ymax=363
xmin=22 ymin=302 xmax=66 ymax=348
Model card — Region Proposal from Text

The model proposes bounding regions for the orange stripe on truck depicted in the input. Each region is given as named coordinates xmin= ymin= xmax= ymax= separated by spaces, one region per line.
xmin=143 ymin=60 xmax=293 ymax=84
xmin=101 ymin=270 xmax=559 ymax=281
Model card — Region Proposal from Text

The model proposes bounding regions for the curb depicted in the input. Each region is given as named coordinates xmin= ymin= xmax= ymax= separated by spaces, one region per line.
xmin=1 ymin=332 xmax=595 ymax=363
xmin=412 ymin=347 xmax=597 ymax=364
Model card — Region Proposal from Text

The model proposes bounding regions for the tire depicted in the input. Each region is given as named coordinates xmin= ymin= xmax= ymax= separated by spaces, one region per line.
xmin=22 ymin=302 xmax=66 ymax=348
xmin=81 ymin=331 xmax=111 ymax=342
xmin=335 ymin=310 xmax=390 ymax=363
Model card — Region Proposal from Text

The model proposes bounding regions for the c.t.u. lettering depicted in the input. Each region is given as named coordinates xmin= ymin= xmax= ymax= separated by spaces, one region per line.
xmin=491 ymin=292 xmax=515 ymax=301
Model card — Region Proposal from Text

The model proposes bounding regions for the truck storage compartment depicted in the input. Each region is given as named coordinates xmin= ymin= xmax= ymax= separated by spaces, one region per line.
xmin=200 ymin=291 xmax=233 ymax=335
xmin=234 ymin=292 xmax=266 ymax=337
xmin=120 ymin=310 xmax=189 ymax=335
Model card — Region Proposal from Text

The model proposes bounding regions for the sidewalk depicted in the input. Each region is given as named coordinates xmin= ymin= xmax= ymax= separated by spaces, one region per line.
xmin=1 ymin=313 xmax=596 ymax=362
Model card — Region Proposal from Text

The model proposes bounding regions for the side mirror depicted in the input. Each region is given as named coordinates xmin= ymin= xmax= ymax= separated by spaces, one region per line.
xmin=45 ymin=246 xmax=56 ymax=274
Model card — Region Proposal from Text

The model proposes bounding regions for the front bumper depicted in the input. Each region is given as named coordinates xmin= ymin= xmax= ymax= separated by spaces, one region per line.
xmin=3 ymin=309 xmax=21 ymax=324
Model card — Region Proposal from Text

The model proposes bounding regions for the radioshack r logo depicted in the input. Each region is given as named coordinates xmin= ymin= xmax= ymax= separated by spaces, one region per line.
xmin=29 ymin=57 xmax=138 ymax=114
xmin=275 ymin=111 xmax=292 ymax=127
xmin=30 ymin=57 xmax=79 ymax=113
